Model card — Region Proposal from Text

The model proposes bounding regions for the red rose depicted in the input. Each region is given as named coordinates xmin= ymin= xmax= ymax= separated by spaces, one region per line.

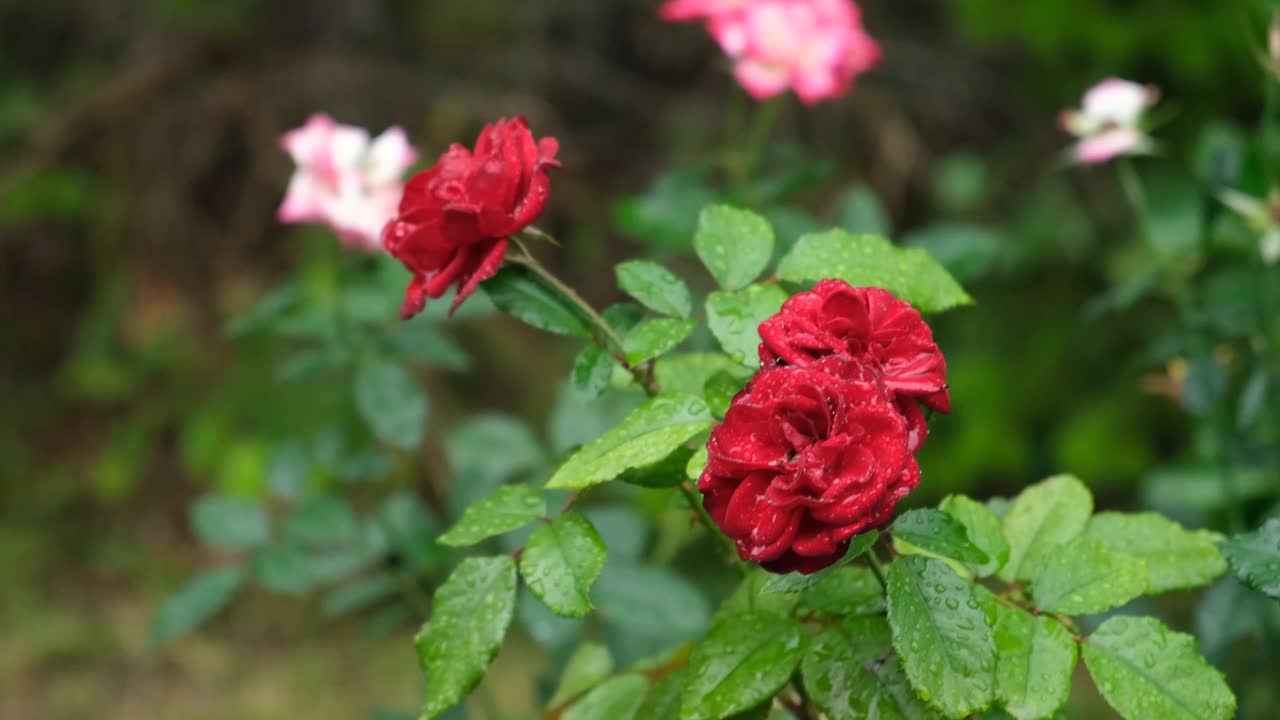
xmin=758 ymin=279 xmax=950 ymax=413
xmin=383 ymin=117 xmax=560 ymax=318
xmin=699 ymin=356 xmax=920 ymax=574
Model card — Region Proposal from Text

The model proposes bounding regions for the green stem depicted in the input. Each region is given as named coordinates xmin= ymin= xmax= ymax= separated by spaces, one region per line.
xmin=1264 ymin=75 xmax=1278 ymax=189
xmin=866 ymin=550 xmax=888 ymax=592
xmin=730 ymin=97 xmax=784 ymax=199
xmin=506 ymin=241 xmax=661 ymax=395
xmin=1215 ymin=423 xmax=1246 ymax=534
xmin=1116 ymin=159 xmax=1149 ymax=240
xmin=681 ymin=482 xmax=747 ymax=575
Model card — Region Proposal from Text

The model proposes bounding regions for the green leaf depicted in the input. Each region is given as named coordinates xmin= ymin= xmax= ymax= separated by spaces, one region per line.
xmin=714 ymin=568 xmax=801 ymax=621
xmin=149 ymin=566 xmax=244 ymax=645
xmin=705 ymin=284 xmax=789 ymax=366
xmin=893 ymin=509 xmax=989 ymax=566
xmin=415 ymin=556 xmax=517 ymax=720
xmin=482 ymin=264 xmax=593 ymax=338
xmin=939 ymin=495 xmax=1009 ymax=577
xmin=762 ymin=531 xmax=879 ymax=593
xmin=1082 ymin=616 xmax=1236 ymax=720
xmin=547 ymin=394 xmax=714 ymax=490
xmin=680 ymin=610 xmax=807 ymax=720
xmin=886 ymin=556 xmax=995 ymax=718
xmin=380 ymin=323 xmax=469 ymax=371
xmin=1085 ymin=512 xmax=1227 ymax=594
xmin=618 ymin=446 xmax=695 ymax=489
xmin=548 ymin=642 xmax=615 ymax=708
xmin=616 ymin=260 xmax=693 ymax=318
xmin=1220 ymin=518 xmax=1280 ymax=599
xmin=798 ymin=565 xmax=886 ymax=618
xmin=654 ymin=353 xmax=752 ymax=396
xmin=637 ymin=668 xmax=684 ymax=720
xmin=285 ymin=493 xmax=359 ymax=546
xmin=686 ymin=446 xmax=708 ymax=481
xmin=354 ymin=360 xmax=428 ymax=451
xmin=702 ymin=370 xmax=741 ymax=418
xmin=693 ymin=205 xmax=775 ymax=291
xmin=835 ymin=186 xmax=890 ymax=237
xmin=594 ymin=564 xmax=710 ymax=661
xmin=323 ymin=574 xmax=396 ymax=618
xmin=520 ymin=511 xmax=607 ymax=617
xmin=993 ymin=604 xmax=1076 ymax=720
xmin=446 ymin=415 xmax=545 ymax=518
xmin=573 ymin=344 xmax=614 ymax=397
xmin=190 ymin=494 xmax=270 ymax=550
xmin=999 ymin=475 xmax=1093 ymax=582
xmin=1030 ymin=536 xmax=1147 ymax=615
xmin=438 ymin=484 xmax=545 ymax=547
xmin=777 ymin=229 xmax=973 ymax=313
xmin=603 ymin=302 xmax=645 ymax=335
xmin=623 ymin=318 xmax=697 ymax=365
xmin=803 ymin=616 xmax=941 ymax=720
xmin=562 ymin=674 xmax=648 ymax=720
xmin=250 ymin=543 xmax=316 ymax=595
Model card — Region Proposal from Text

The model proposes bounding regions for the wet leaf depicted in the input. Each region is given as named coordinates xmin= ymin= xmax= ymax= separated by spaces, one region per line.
xmin=1085 ymin=512 xmax=1226 ymax=593
xmin=1082 ymin=616 xmax=1235 ymax=720
xmin=886 ymin=556 xmax=995 ymax=718
xmin=999 ymin=475 xmax=1092 ymax=582
xmin=1220 ymin=518 xmax=1280 ymax=599
xmin=693 ymin=205 xmax=775 ymax=291
xmin=940 ymin=494 xmax=1009 ymax=577
xmin=681 ymin=610 xmax=806 ymax=720
xmin=548 ymin=642 xmax=615 ymax=708
xmin=354 ymin=360 xmax=428 ymax=451
xmin=705 ymin=284 xmax=789 ymax=366
xmin=615 ymin=260 xmax=693 ymax=318
xmin=803 ymin=616 xmax=941 ymax=720
xmin=623 ymin=318 xmax=697 ymax=364
xmin=778 ymin=229 xmax=973 ymax=313
xmin=547 ymin=395 xmax=713 ymax=490
xmin=415 ymin=556 xmax=517 ymax=720
xmin=893 ymin=508 xmax=989 ymax=566
xmin=562 ymin=674 xmax=648 ymax=720
xmin=438 ymin=484 xmax=545 ymax=547
xmin=520 ymin=511 xmax=607 ymax=617
xmin=1030 ymin=536 xmax=1147 ymax=615
xmin=993 ymin=604 xmax=1076 ymax=720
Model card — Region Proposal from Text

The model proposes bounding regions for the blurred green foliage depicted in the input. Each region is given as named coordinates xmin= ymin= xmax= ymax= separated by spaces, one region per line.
xmin=4 ymin=0 xmax=1280 ymax=718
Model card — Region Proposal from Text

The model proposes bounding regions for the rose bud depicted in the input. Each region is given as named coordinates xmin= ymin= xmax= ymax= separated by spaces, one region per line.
xmin=383 ymin=116 xmax=560 ymax=318
xmin=699 ymin=356 xmax=919 ymax=574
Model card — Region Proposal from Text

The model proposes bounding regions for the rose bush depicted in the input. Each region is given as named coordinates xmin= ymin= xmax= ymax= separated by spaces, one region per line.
xmin=383 ymin=116 xmax=559 ymax=317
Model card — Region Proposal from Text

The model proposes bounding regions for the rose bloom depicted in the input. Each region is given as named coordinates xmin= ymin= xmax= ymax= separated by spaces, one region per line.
xmin=1059 ymin=78 xmax=1158 ymax=164
xmin=700 ymin=356 xmax=919 ymax=573
xmin=759 ymin=279 xmax=949 ymax=416
xmin=660 ymin=0 xmax=881 ymax=104
xmin=278 ymin=114 xmax=418 ymax=250
xmin=383 ymin=117 xmax=559 ymax=318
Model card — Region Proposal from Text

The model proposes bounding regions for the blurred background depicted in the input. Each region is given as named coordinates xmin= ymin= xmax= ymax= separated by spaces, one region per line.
xmin=3 ymin=1 xmax=1278 ymax=718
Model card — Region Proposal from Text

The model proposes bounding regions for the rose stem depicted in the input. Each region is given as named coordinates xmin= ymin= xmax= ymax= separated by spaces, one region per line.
xmin=866 ymin=550 xmax=889 ymax=592
xmin=507 ymin=238 xmax=661 ymax=395
xmin=507 ymin=234 xmax=745 ymax=570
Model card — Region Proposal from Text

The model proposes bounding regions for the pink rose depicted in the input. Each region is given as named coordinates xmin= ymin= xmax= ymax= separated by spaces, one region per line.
xmin=660 ymin=0 xmax=880 ymax=105
xmin=278 ymin=114 xmax=418 ymax=250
